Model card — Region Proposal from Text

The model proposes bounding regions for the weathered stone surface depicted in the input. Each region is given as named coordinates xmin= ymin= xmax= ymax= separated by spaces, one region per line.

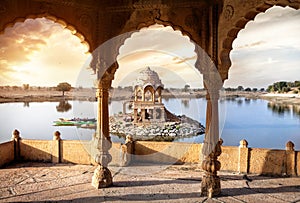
xmin=0 ymin=141 xmax=14 ymax=167
xmin=91 ymin=165 xmax=113 ymax=188
xmin=110 ymin=114 xmax=205 ymax=141
xmin=1 ymin=162 xmax=300 ymax=202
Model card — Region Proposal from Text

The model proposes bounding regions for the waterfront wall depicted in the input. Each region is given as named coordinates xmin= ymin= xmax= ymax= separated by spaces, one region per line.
xmin=0 ymin=141 xmax=14 ymax=167
xmin=133 ymin=140 xmax=299 ymax=176
xmin=17 ymin=139 xmax=122 ymax=166
xmin=0 ymin=136 xmax=299 ymax=176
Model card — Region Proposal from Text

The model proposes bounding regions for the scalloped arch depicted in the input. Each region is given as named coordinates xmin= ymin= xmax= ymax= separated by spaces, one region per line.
xmin=220 ymin=2 xmax=300 ymax=81
xmin=0 ymin=14 xmax=91 ymax=53
xmin=119 ymin=20 xmax=197 ymax=59
xmin=103 ymin=21 xmax=200 ymax=85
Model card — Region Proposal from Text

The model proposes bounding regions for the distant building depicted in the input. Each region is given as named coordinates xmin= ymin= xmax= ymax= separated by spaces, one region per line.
xmin=132 ymin=67 xmax=166 ymax=124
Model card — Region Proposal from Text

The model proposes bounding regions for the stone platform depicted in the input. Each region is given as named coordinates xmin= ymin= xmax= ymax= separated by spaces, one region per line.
xmin=0 ymin=162 xmax=299 ymax=202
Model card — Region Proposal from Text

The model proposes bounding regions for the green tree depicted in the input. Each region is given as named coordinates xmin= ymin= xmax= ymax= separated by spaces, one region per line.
xmin=237 ymin=86 xmax=244 ymax=91
xmin=183 ymin=84 xmax=190 ymax=92
xmin=56 ymin=82 xmax=72 ymax=96
xmin=56 ymin=100 xmax=72 ymax=112
xmin=23 ymin=84 xmax=29 ymax=90
xmin=245 ymin=87 xmax=251 ymax=92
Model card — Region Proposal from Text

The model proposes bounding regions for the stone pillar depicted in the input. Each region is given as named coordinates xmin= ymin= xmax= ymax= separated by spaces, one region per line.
xmin=92 ymin=82 xmax=113 ymax=188
xmin=141 ymin=108 xmax=146 ymax=122
xmin=201 ymin=91 xmax=222 ymax=197
xmin=120 ymin=135 xmax=134 ymax=166
xmin=238 ymin=139 xmax=249 ymax=174
xmin=11 ymin=129 xmax=21 ymax=161
xmin=52 ymin=131 xmax=61 ymax=163
xmin=285 ymin=141 xmax=296 ymax=176
xmin=53 ymin=131 xmax=61 ymax=140
xmin=159 ymin=89 xmax=162 ymax=104
xmin=142 ymin=90 xmax=145 ymax=102
xmin=151 ymin=90 xmax=155 ymax=103
xmin=161 ymin=107 xmax=166 ymax=121
xmin=133 ymin=109 xmax=138 ymax=123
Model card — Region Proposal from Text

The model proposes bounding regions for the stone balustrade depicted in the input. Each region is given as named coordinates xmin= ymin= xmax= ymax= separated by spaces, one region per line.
xmin=0 ymin=129 xmax=299 ymax=177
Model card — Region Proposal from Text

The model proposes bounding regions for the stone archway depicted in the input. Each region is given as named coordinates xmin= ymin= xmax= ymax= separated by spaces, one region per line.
xmin=0 ymin=0 xmax=227 ymax=197
xmin=91 ymin=3 xmax=224 ymax=196
xmin=218 ymin=0 xmax=300 ymax=81
xmin=0 ymin=0 xmax=96 ymax=51
xmin=0 ymin=15 xmax=90 ymax=52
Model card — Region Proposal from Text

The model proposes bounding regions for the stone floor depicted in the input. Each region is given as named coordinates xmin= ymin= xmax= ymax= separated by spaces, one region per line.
xmin=0 ymin=162 xmax=300 ymax=203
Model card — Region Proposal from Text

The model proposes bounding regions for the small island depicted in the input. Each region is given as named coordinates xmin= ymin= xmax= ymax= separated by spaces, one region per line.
xmin=109 ymin=67 xmax=205 ymax=141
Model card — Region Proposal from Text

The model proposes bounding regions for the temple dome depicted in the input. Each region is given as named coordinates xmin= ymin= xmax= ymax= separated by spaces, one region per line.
xmin=135 ymin=67 xmax=164 ymax=90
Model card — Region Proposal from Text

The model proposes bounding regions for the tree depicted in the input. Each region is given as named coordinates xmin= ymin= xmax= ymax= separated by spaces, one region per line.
xmin=237 ymin=86 xmax=244 ymax=91
xmin=23 ymin=84 xmax=29 ymax=90
xmin=56 ymin=82 xmax=72 ymax=96
xmin=56 ymin=100 xmax=72 ymax=112
xmin=183 ymin=84 xmax=190 ymax=92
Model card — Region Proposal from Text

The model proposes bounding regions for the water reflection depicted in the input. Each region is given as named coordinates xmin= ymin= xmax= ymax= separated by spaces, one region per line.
xmin=23 ymin=102 xmax=30 ymax=107
xmin=267 ymin=102 xmax=300 ymax=118
xmin=237 ymin=99 xmax=243 ymax=106
xmin=244 ymin=98 xmax=251 ymax=104
xmin=56 ymin=100 xmax=72 ymax=112
xmin=1 ymin=99 xmax=299 ymax=150
xmin=181 ymin=99 xmax=190 ymax=108
xmin=293 ymin=105 xmax=300 ymax=117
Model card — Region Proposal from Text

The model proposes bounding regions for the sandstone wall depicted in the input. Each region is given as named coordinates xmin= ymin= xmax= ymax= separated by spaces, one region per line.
xmin=219 ymin=146 xmax=239 ymax=172
xmin=297 ymin=151 xmax=300 ymax=176
xmin=134 ymin=141 xmax=201 ymax=164
xmin=248 ymin=148 xmax=286 ymax=175
xmin=1 ymin=139 xmax=299 ymax=176
xmin=60 ymin=140 xmax=122 ymax=166
xmin=0 ymin=141 xmax=14 ymax=167
xmin=60 ymin=140 xmax=91 ymax=164
xmin=16 ymin=139 xmax=123 ymax=166
xmin=20 ymin=140 xmax=53 ymax=162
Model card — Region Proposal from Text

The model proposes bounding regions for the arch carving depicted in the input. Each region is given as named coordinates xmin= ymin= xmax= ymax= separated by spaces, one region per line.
xmin=218 ymin=0 xmax=300 ymax=81
xmin=97 ymin=6 xmax=213 ymax=87
xmin=0 ymin=0 xmax=95 ymax=52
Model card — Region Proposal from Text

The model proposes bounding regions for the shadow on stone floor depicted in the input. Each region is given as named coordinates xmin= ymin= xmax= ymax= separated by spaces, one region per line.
xmin=13 ymin=192 xmax=202 ymax=203
xmin=112 ymin=178 xmax=202 ymax=188
xmin=221 ymin=185 xmax=300 ymax=197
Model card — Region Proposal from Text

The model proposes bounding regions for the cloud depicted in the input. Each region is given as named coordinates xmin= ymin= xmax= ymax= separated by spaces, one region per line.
xmin=227 ymin=6 xmax=300 ymax=88
xmin=115 ymin=24 xmax=201 ymax=88
xmin=0 ymin=18 xmax=89 ymax=86
xmin=234 ymin=41 xmax=266 ymax=50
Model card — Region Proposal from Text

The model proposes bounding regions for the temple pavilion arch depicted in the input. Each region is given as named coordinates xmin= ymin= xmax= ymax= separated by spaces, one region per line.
xmin=132 ymin=67 xmax=166 ymax=124
xmin=91 ymin=17 xmax=224 ymax=196
xmin=2 ymin=0 xmax=300 ymax=198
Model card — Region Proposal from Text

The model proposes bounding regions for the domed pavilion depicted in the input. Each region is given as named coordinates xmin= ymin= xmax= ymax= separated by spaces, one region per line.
xmin=133 ymin=67 xmax=166 ymax=124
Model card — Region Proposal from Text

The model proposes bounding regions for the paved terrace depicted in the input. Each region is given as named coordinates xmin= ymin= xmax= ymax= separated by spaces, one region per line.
xmin=0 ymin=162 xmax=299 ymax=203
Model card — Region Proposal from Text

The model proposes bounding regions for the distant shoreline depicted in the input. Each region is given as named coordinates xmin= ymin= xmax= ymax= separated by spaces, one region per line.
xmin=0 ymin=88 xmax=299 ymax=105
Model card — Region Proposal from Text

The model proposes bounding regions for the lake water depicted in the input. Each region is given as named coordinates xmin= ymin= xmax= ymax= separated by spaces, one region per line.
xmin=0 ymin=98 xmax=299 ymax=150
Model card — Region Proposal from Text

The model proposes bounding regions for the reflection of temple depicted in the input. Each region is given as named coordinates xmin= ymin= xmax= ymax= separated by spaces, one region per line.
xmin=133 ymin=67 xmax=166 ymax=124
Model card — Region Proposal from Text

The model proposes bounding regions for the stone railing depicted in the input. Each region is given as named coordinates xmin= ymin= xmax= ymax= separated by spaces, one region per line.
xmin=0 ymin=130 xmax=129 ymax=167
xmin=0 ymin=141 xmax=14 ymax=167
xmin=0 ymin=130 xmax=299 ymax=177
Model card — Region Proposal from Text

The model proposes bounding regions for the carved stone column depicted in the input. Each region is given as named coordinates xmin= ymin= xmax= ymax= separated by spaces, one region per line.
xmin=201 ymin=90 xmax=222 ymax=197
xmin=92 ymin=80 xmax=113 ymax=188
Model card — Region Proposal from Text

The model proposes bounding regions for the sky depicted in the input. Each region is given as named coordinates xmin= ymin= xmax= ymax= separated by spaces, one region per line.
xmin=0 ymin=6 xmax=299 ymax=88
